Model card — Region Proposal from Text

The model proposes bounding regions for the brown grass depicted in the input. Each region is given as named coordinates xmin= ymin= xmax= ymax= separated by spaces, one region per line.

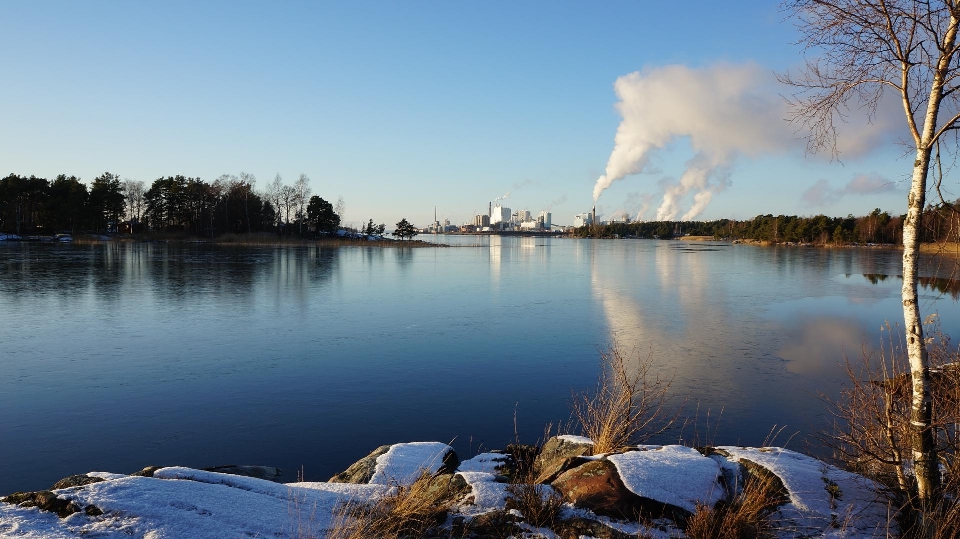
xmin=685 ymin=473 xmax=780 ymax=539
xmin=504 ymin=481 xmax=564 ymax=529
xmin=325 ymin=471 xmax=453 ymax=539
xmin=571 ymin=345 xmax=677 ymax=454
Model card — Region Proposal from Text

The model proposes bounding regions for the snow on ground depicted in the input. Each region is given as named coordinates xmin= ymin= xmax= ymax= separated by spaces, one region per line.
xmin=369 ymin=441 xmax=453 ymax=486
xmin=0 ymin=469 xmax=387 ymax=539
xmin=719 ymin=447 xmax=892 ymax=537
xmin=0 ymin=443 xmax=898 ymax=539
xmin=457 ymin=452 xmax=510 ymax=474
xmin=454 ymin=471 xmax=510 ymax=515
xmin=608 ymin=445 xmax=724 ymax=513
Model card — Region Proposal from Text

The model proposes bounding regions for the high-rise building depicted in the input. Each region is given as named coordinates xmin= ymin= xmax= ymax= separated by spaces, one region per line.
xmin=491 ymin=204 xmax=511 ymax=225
xmin=538 ymin=211 xmax=552 ymax=229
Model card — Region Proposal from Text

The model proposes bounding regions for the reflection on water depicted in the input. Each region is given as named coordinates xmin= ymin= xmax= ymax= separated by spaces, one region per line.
xmin=858 ymin=273 xmax=960 ymax=299
xmin=2 ymin=240 xmax=960 ymax=494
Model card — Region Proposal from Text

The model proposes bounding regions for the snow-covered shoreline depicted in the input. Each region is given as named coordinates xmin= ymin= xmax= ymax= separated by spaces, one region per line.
xmin=0 ymin=438 xmax=894 ymax=538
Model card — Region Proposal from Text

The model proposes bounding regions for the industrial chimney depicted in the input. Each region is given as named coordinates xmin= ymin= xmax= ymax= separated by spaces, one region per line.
xmin=592 ymin=206 xmax=596 ymax=225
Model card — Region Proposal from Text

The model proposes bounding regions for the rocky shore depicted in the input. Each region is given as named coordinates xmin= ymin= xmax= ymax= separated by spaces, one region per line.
xmin=0 ymin=436 xmax=893 ymax=538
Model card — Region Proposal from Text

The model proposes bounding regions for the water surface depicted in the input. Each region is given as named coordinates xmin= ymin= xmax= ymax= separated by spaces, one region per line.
xmin=1 ymin=238 xmax=958 ymax=493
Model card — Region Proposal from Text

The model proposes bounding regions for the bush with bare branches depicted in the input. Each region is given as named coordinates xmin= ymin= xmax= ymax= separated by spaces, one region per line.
xmin=572 ymin=345 xmax=677 ymax=454
xmin=829 ymin=317 xmax=960 ymax=536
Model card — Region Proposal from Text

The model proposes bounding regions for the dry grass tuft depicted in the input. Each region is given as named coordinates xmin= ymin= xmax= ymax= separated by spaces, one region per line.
xmin=326 ymin=471 xmax=453 ymax=539
xmin=505 ymin=480 xmax=564 ymax=529
xmin=572 ymin=345 xmax=677 ymax=454
xmin=685 ymin=473 xmax=780 ymax=539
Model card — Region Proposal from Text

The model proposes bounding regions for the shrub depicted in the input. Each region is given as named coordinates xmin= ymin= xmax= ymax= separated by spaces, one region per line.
xmin=571 ymin=345 xmax=676 ymax=454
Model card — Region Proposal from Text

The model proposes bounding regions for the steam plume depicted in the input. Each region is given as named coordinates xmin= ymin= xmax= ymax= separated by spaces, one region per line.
xmin=592 ymin=63 xmax=793 ymax=219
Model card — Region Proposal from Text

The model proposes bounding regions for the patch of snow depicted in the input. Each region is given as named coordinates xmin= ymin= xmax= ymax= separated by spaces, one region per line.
xmin=0 ymin=505 xmax=75 ymax=538
xmin=0 ymin=469 xmax=387 ymax=539
xmin=556 ymin=434 xmax=594 ymax=445
xmin=454 ymin=471 xmax=509 ymax=514
xmin=370 ymin=441 xmax=453 ymax=486
xmin=87 ymin=472 xmax=127 ymax=481
xmin=719 ymin=447 xmax=891 ymax=537
xmin=608 ymin=445 xmax=723 ymax=513
xmin=458 ymin=452 xmax=509 ymax=474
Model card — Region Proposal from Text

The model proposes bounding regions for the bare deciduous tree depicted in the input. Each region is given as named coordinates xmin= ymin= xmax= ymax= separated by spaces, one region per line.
xmin=335 ymin=195 xmax=346 ymax=225
xmin=121 ymin=179 xmax=145 ymax=223
xmin=214 ymin=174 xmax=238 ymax=232
xmin=782 ymin=0 xmax=960 ymax=504
xmin=238 ymin=172 xmax=256 ymax=233
xmin=268 ymin=173 xmax=284 ymax=228
xmin=281 ymin=184 xmax=296 ymax=227
xmin=294 ymin=173 xmax=311 ymax=234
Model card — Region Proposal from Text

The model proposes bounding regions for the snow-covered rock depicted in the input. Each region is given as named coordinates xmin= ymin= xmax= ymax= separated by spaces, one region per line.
xmin=0 ymin=443 xmax=897 ymax=539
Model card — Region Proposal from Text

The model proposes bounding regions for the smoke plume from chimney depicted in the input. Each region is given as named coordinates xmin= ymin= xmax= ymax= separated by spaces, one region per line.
xmin=592 ymin=63 xmax=794 ymax=220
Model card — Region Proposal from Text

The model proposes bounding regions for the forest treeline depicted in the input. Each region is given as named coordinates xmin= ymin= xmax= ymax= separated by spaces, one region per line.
xmin=0 ymin=172 xmax=344 ymax=237
xmin=582 ymin=205 xmax=960 ymax=245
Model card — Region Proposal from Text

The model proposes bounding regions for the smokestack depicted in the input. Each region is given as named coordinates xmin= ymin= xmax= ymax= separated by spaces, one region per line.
xmin=489 ymin=201 xmax=492 ymax=217
xmin=592 ymin=206 xmax=596 ymax=225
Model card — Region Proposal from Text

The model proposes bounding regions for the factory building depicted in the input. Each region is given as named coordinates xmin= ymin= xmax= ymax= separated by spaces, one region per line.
xmin=574 ymin=212 xmax=593 ymax=228
xmin=538 ymin=211 xmax=551 ymax=229
xmin=491 ymin=204 xmax=511 ymax=225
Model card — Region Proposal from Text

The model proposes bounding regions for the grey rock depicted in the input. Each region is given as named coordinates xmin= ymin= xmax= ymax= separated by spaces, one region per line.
xmin=52 ymin=474 xmax=105 ymax=490
xmin=329 ymin=445 xmax=392 ymax=483
xmin=534 ymin=436 xmax=594 ymax=483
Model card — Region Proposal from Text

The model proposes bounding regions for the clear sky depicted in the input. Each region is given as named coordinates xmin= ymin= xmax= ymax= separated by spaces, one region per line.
xmin=0 ymin=1 xmax=919 ymax=227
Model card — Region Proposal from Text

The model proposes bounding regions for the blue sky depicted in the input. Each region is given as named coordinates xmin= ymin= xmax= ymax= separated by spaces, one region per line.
xmin=0 ymin=1 xmax=917 ymax=227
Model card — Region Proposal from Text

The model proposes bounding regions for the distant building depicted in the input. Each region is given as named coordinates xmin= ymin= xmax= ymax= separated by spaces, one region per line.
xmin=491 ymin=204 xmax=511 ymax=225
xmin=475 ymin=214 xmax=490 ymax=227
xmin=574 ymin=212 xmax=593 ymax=228
xmin=538 ymin=211 xmax=552 ymax=229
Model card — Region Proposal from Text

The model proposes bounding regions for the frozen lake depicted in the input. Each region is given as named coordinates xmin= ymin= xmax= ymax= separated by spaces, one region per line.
xmin=2 ymin=237 xmax=958 ymax=493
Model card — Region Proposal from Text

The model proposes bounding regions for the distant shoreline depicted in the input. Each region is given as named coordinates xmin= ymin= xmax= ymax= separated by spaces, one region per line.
xmin=0 ymin=232 xmax=445 ymax=248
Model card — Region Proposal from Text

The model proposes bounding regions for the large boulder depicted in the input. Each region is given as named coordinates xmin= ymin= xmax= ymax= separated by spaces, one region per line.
xmin=606 ymin=445 xmax=724 ymax=516
xmin=51 ymin=474 xmax=105 ymax=490
xmin=550 ymin=459 xmax=645 ymax=519
xmin=369 ymin=442 xmax=459 ymax=486
xmin=534 ymin=435 xmax=594 ymax=483
xmin=330 ymin=442 xmax=458 ymax=486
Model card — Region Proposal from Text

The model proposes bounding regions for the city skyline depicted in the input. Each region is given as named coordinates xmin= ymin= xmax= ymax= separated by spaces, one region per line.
xmin=1 ymin=1 xmax=916 ymax=228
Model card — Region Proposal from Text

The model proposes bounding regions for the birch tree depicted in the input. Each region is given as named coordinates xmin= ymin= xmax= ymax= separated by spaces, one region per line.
xmin=121 ymin=179 xmax=145 ymax=223
xmin=238 ymin=172 xmax=256 ymax=233
xmin=268 ymin=174 xmax=284 ymax=228
xmin=215 ymin=174 xmax=238 ymax=233
xmin=294 ymin=173 xmax=311 ymax=234
xmin=782 ymin=0 xmax=960 ymax=504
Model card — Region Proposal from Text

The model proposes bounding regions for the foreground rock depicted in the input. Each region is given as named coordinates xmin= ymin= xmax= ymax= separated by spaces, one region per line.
xmin=0 ymin=439 xmax=894 ymax=539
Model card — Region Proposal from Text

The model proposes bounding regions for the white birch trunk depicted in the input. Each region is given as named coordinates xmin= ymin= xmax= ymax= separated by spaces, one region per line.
xmin=902 ymin=146 xmax=939 ymax=503
xmin=900 ymin=11 xmax=960 ymax=502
